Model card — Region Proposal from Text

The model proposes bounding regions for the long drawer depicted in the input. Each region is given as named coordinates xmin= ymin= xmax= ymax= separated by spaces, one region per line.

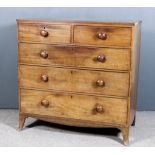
xmin=20 ymin=89 xmax=128 ymax=125
xmin=19 ymin=43 xmax=130 ymax=71
xmin=74 ymin=25 xmax=132 ymax=47
xmin=19 ymin=65 xmax=129 ymax=97
xmin=18 ymin=23 xmax=71 ymax=44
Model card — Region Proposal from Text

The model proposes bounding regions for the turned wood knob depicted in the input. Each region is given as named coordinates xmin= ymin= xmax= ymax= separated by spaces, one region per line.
xmin=95 ymin=104 xmax=104 ymax=113
xmin=97 ymin=32 xmax=107 ymax=40
xmin=40 ymin=50 xmax=48 ymax=59
xmin=96 ymin=80 xmax=105 ymax=87
xmin=41 ymin=99 xmax=49 ymax=108
xmin=96 ymin=55 xmax=106 ymax=62
xmin=41 ymin=74 xmax=48 ymax=82
xmin=40 ymin=30 xmax=48 ymax=37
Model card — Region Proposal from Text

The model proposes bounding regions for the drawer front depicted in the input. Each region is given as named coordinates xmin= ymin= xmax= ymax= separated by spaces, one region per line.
xmin=19 ymin=43 xmax=130 ymax=71
xmin=74 ymin=26 xmax=132 ymax=47
xmin=21 ymin=89 xmax=127 ymax=125
xmin=20 ymin=65 xmax=129 ymax=97
xmin=18 ymin=23 xmax=71 ymax=43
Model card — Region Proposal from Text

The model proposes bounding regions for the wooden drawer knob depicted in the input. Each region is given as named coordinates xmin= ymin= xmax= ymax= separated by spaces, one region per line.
xmin=40 ymin=50 xmax=48 ymax=59
xmin=41 ymin=99 xmax=49 ymax=108
xmin=40 ymin=30 xmax=48 ymax=37
xmin=41 ymin=74 xmax=48 ymax=82
xmin=96 ymin=80 xmax=105 ymax=87
xmin=96 ymin=55 xmax=106 ymax=62
xmin=95 ymin=104 xmax=104 ymax=113
xmin=97 ymin=32 xmax=107 ymax=40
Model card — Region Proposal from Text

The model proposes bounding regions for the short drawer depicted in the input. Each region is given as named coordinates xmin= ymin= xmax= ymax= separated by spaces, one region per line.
xmin=20 ymin=89 xmax=128 ymax=125
xmin=74 ymin=26 xmax=132 ymax=47
xmin=19 ymin=65 xmax=129 ymax=97
xmin=18 ymin=23 xmax=71 ymax=44
xmin=19 ymin=43 xmax=130 ymax=71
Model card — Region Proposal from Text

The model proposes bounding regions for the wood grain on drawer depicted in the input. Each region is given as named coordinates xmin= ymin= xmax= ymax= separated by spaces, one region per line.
xmin=19 ymin=65 xmax=129 ymax=97
xmin=21 ymin=89 xmax=127 ymax=125
xmin=74 ymin=26 xmax=132 ymax=47
xmin=18 ymin=23 xmax=70 ymax=43
xmin=19 ymin=43 xmax=130 ymax=71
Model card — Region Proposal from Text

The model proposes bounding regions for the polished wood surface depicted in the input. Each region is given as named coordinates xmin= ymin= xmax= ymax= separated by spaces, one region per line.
xmin=74 ymin=26 xmax=132 ymax=47
xmin=19 ymin=65 xmax=129 ymax=97
xmin=21 ymin=89 xmax=127 ymax=125
xmin=17 ymin=20 xmax=141 ymax=145
xmin=17 ymin=19 xmax=137 ymax=27
xmin=18 ymin=23 xmax=71 ymax=43
xmin=128 ymin=22 xmax=141 ymax=126
xmin=19 ymin=43 xmax=130 ymax=70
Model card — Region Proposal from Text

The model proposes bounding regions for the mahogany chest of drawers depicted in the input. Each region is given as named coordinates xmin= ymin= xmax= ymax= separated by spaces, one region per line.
xmin=17 ymin=19 xmax=141 ymax=145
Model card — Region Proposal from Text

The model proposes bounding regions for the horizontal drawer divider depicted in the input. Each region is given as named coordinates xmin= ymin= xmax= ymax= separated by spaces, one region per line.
xmin=18 ymin=41 xmax=132 ymax=49
xmin=19 ymin=63 xmax=130 ymax=73
xmin=20 ymin=87 xmax=129 ymax=99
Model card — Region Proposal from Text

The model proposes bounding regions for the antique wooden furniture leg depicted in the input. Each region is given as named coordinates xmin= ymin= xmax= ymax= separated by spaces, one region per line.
xmin=121 ymin=127 xmax=129 ymax=146
xmin=132 ymin=116 xmax=136 ymax=126
xmin=19 ymin=114 xmax=26 ymax=130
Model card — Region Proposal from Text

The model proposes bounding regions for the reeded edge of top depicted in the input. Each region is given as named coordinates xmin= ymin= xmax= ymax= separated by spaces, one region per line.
xmin=16 ymin=19 xmax=142 ymax=27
